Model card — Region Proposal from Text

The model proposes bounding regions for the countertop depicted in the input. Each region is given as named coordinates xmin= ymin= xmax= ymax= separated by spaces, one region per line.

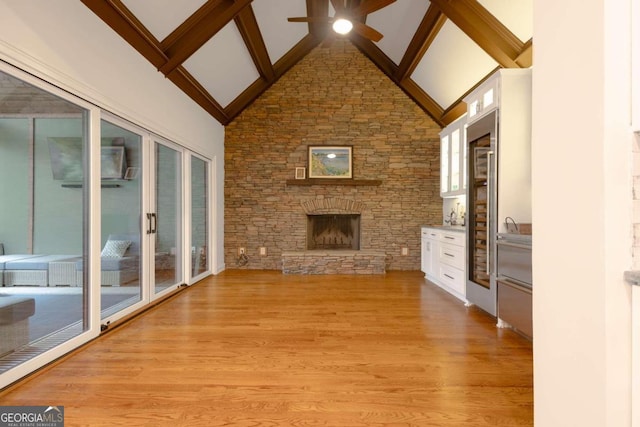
xmin=497 ymin=232 xmax=532 ymax=245
xmin=624 ymin=271 xmax=640 ymax=286
xmin=421 ymin=225 xmax=465 ymax=233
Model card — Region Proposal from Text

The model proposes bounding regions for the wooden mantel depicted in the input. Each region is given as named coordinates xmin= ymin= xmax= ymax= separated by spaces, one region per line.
xmin=286 ymin=179 xmax=382 ymax=186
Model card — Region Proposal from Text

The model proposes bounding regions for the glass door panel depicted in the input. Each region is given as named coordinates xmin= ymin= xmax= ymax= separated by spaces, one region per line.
xmin=451 ymin=129 xmax=460 ymax=191
xmin=440 ymin=135 xmax=449 ymax=193
xmin=191 ymin=155 xmax=209 ymax=278
xmin=99 ymin=120 xmax=142 ymax=318
xmin=153 ymin=141 xmax=182 ymax=294
xmin=0 ymin=67 xmax=91 ymax=378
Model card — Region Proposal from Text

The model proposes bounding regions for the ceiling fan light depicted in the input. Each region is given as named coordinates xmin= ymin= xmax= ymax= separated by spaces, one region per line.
xmin=332 ymin=18 xmax=353 ymax=35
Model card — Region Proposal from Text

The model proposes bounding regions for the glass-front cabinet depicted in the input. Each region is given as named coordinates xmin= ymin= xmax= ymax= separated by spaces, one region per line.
xmin=440 ymin=114 xmax=467 ymax=198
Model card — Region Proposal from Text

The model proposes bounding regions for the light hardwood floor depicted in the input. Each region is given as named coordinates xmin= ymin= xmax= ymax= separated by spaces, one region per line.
xmin=0 ymin=270 xmax=533 ymax=426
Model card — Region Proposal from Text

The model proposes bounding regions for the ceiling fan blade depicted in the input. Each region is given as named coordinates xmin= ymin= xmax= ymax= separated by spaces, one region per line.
xmin=288 ymin=17 xmax=333 ymax=23
xmin=322 ymin=32 xmax=336 ymax=48
xmin=352 ymin=21 xmax=384 ymax=42
xmin=352 ymin=0 xmax=397 ymax=16
xmin=330 ymin=0 xmax=346 ymax=14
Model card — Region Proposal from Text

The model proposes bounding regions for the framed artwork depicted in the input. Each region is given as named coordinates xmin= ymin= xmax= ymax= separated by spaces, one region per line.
xmin=308 ymin=146 xmax=352 ymax=179
xmin=295 ymin=167 xmax=306 ymax=179
xmin=48 ymin=137 xmax=128 ymax=181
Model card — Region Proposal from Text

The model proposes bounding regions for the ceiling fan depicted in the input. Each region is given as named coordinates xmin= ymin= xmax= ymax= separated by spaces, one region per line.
xmin=287 ymin=0 xmax=397 ymax=43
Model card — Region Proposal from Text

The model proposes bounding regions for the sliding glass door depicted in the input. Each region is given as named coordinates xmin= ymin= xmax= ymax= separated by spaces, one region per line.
xmin=190 ymin=155 xmax=209 ymax=279
xmin=96 ymin=123 xmax=184 ymax=322
xmin=99 ymin=119 xmax=143 ymax=319
xmin=0 ymin=69 xmax=92 ymax=380
xmin=151 ymin=139 xmax=183 ymax=295
xmin=0 ymin=65 xmax=211 ymax=388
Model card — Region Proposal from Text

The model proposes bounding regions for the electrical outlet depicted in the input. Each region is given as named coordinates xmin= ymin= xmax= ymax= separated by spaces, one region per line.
xmin=401 ymin=247 xmax=409 ymax=256
xmin=238 ymin=247 xmax=245 ymax=256
xmin=259 ymin=247 xmax=267 ymax=256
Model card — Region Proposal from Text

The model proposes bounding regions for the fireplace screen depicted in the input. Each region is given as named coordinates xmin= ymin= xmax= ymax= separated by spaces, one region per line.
xmin=307 ymin=214 xmax=360 ymax=250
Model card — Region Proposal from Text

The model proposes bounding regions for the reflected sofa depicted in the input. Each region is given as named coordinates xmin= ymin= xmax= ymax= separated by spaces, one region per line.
xmin=0 ymin=235 xmax=139 ymax=287
xmin=0 ymin=295 xmax=35 ymax=356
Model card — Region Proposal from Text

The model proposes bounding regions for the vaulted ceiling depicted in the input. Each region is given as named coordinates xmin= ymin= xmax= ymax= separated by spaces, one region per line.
xmin=81 ymin=0 xmax=532 ymax=127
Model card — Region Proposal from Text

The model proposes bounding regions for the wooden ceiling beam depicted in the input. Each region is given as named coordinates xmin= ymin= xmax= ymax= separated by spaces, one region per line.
xmin=396 ymin=4 xmax=447 ymax=81
xmin=272 ymin=34 xmax=321 ymax=78
xmin=225 ymin=34 xmax=320 ymax=121
xmin=81 ymin=0 xmax=229 ymax=124
xmin=440 ymin=102 xmax=468 ymax=126
xmin=516 ymin=39 xmax=533 ymax=68
xmin=80 ymin=0 xmax=167 ymax=68
xmin=350 ymin=35 xmax=398 ymax=80
xmin=350 ymin=35 xmax=445 ymax=127
xmin=430 ymin=0 xmax=524 ymax=68
xmin=306 ymin=0 xmax=330 ymax=42
xmin=400 ymin=78 xmax=445 ymax=127
xmin=169 ymin=68 xmax=230 ymax=124
xmin=439 ymin=65 xmax=502 ymax=126
xmin=158 ymin=0 xmax=253 ymax=77
xmin=234 ymin=5 xmax=275 ymax=81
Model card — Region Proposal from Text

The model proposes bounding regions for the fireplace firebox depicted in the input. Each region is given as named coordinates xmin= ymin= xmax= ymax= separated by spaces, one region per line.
xmin=307 ymin=214 xmax=360 ymax=250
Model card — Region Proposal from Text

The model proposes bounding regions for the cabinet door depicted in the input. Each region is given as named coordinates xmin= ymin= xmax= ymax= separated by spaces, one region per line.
xmin=421 ymin=238 xmax=428 ymax=274
xmin=440 ymin=135 xmax=449 ymax=194
xmin=450 ymin=128 xmax=461 ymax=192
xmin=465 ymin=73 xmax=499 ymax=125
xmin=440 ymin=115 xmax=467 ymax=198
xmin=427 ymin=237 xmax=439 ymax=278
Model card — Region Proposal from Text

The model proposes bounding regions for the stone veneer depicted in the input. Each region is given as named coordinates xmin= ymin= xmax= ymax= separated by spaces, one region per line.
xmin=282 ymin=250 xmax=386 ymax=275
xmin=224 ymin=40 xmax=442 ymax=271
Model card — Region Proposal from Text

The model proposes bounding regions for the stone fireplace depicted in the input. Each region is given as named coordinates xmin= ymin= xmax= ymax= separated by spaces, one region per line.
xmin=281 ymin=198 xmax=385 ymax=274
xmin=307 ymin=214 xmax=360 ymax=250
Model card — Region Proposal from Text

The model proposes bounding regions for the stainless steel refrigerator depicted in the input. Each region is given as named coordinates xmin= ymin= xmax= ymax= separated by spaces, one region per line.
xmin=464 ymin=69 xmax=532 ymax=317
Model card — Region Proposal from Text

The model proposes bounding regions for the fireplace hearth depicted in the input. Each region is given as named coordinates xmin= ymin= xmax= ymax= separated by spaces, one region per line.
xmin=307 ymin=214 xmax=360 ymax=250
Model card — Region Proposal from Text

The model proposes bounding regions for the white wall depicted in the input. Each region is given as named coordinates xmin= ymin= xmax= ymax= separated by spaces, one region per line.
xmin=533 ymin=0 xmax=633 ymax=425
xmin=0 ymin=1 xmax=225 ymax=271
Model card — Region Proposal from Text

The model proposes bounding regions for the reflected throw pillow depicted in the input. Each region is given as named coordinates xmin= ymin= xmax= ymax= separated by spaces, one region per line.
xmin=101 ymin=240 xmax=131 ymax=258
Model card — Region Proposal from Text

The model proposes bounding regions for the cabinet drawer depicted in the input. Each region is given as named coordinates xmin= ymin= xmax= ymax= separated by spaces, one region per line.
xmin=439 ymin=231 xmax=464 ymax=247
xmin=439 ymin=242 xmax=464 ymax=270
xmin=422 ymin=228 xmax=440 ymax=239
xmin=497 ymin=280 xmax=532 ymax=339
xmin=438 ymin=264 xmax=465 ymax=295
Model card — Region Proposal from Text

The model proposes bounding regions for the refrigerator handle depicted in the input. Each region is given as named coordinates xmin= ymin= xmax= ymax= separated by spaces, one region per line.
xmin=486 ymin=150 xmax=494 ymax=275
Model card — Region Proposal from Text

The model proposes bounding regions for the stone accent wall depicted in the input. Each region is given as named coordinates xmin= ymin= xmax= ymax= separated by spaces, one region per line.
xmin=282 ymin=250 xmax=386 ymax=275
xmin=224 ymin=40 xmax=442 ymax=271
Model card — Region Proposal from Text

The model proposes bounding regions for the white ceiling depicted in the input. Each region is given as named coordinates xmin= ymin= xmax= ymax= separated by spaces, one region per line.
xmin=113 ymin=0 xmax=533 ymax=124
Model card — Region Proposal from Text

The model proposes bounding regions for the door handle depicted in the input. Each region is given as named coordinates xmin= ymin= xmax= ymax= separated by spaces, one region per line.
xmin=146 ymin=213 xmax=152 ymax=234
xmin=486 ymin=150 xmax=494 ymax=275
xmin=151 ymin=213 xmax=157 ymax=234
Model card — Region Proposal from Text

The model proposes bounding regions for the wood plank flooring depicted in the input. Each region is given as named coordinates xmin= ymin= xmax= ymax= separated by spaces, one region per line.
xmin=0 ymin=270 xmax=533 ymax=426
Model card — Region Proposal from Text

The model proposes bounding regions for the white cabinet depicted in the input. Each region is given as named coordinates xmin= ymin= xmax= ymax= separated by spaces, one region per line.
xmin=465 ymin=77 xmax=498 ymax=125
xmin=440 ymin=114 xmax=467 ymax=198
xmin=464 ymin=69 xmax=533 ymax=234
xmin=421 ymin=227 xmax=439 ymax=279
xmin=421 ymin=227 xmax=466 ymax=302
xmin=437 ymin=231 xmax=466 ymax=299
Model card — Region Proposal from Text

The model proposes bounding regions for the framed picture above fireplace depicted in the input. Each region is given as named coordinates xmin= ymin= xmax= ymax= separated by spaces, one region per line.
xmin=308 ymin=146 xmax=352 ymax=179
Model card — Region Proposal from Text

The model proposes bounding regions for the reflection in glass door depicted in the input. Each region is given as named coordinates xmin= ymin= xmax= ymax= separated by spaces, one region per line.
xmin=191 ymin=155 xmax=209 ymax=278
xmin=0 ymin=68 xmax=92 ymax=382
xmin=100 ymin=119 xmax=142 ymax=319
xmin=152 ymin=141 xmax=182 ymax=294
